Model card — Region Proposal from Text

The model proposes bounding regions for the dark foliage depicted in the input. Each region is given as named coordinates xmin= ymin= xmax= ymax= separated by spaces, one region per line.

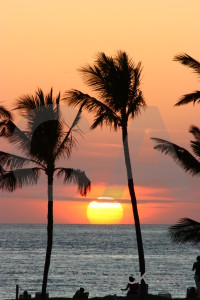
xmin=169 ymin=218 xmax=200 ymax=244
xmin=174 ymin=53 xmax=200 ymax=106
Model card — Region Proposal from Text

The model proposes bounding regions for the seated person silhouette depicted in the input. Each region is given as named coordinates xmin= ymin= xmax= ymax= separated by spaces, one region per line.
xmin=73 ymin=287 xmax=89 ymax=300
xmin=187 ymin=287 xmax=197 ymax=299
xmin=19 ymin=290 xmax=31 ymax=300
xmin=121 ymin=276 xmax=139 ymax=296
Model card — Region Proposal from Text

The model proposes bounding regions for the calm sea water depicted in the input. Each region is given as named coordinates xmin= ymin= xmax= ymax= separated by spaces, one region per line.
xmin=0 ymin=224 xmax=199 ymax=299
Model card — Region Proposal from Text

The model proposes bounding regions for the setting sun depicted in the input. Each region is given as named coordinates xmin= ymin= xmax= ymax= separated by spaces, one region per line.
xmin=87 ymin=201 xmax=123 ymax=224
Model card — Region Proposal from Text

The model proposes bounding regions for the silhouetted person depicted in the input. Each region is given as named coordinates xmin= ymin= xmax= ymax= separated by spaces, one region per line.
xmin=23 ymin=290 xmax=29 ymax=300
xmin=193 ymin=256 xmax=200 ymax=298
xmin=121 ymin=276 xmax=139 ymax=296
xmin=73 ymin=287 xmax=89 ymax=300
xmin=187 ymin=287 xmax=197 ymax=299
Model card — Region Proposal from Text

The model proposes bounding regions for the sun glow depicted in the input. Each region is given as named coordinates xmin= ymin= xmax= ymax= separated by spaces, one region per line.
xmin=87 ymin=201 xmax=123 ymax=224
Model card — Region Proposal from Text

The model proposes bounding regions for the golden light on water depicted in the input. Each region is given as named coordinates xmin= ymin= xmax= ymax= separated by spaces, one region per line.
xmin=87 ymin=200 xmax=123 ymax=224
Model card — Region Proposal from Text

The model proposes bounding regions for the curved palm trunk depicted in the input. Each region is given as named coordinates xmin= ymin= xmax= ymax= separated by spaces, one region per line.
xmin=122 ymin=126 xmax=146 ymax=296
xmin=42 ymin=172 xmax=54 ymax=300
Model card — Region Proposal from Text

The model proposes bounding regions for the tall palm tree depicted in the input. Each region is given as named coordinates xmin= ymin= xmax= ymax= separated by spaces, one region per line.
xmin=152 ymin=53 xmax=200 ymax=245
xmin=64 ymin=51 xmax=147 ymax=294
xmin=174 ymin=53 xmax=200 ymax=106
xmin=0 ymin=89 xmax=91 ymax=300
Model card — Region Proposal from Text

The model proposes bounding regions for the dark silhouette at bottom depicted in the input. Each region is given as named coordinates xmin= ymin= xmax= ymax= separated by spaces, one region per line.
xmin=73 ymin=287 xmax=89 ymax=300
xmin=121 ymin=276 xmax=139 ymax=296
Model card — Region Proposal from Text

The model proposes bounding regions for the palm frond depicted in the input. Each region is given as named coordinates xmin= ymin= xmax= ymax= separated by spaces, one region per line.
xmin=190 ymin=140 xmax=200 ymax=159
xmin=15 ymin=88 xmax=49 ymax=113
xmin=0 ymin=105 xmax=13 ymax=120
xmin=0 ymin=119 xmax=48 ymax=168
xmin=56 ymin=92 xmax=61 ymax=120
xmin=0 ymin=165 xmax=5 ymax=175
xmin=0 ymin=151 xmax=32 ymax=169
xmin=64 ymin=90 xmax=121 ymax=130
xmin=169 ymin=218 xmax=200 ymax=244
xmin=175 ymin=91 xmax=200 ymax=106
xmin=189 ymin=125 xmax=200 ymax=142
xmin=127 ymin=91 xmax=146 ymax=119
xmin=64 ymin=90 xmax=103 ymax=110
xmin=0 ymin=119 xmax=31 ymax=155
xmin=70 ymin=106 xmax=82 ymax=129
xmin=15 ymin=88 xmax=61 ymax=121
xmin=45 ymin=88 xmax=53 ymax=106
xmin=174 ymin=53 xmax=200 ymax=76
xmin=131 ymin=62 xmax=143 ymax=98
xmin=15 ymin=94 xmax=37 ymax=113
xmin=79 ymin=52 xmax=117 ymax=101
xmin=55 ymin=107 xmax=82 ymax=160
xmin=0 ymin=168 xmax=41 ymax=192
xmin=116 ymin=51 xmax=134 ymax=70
xmin=190 ymin=126 xmax=200 ymax=159
xmin=57 ymin=168 xmax=91 ymax=196
xmin=91 ymin=109 xmax=120 ymax=130
xmin=0 ymin=120 xmax=7 ymax=137
xmin=152 ymin=138 xmax=200 ymax=176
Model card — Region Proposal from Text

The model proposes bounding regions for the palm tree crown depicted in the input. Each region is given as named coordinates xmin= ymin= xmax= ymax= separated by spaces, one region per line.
xmin=0 ymin=88 xmax=91 ymax=299
xmin=0 ymin=88 xmax=90 ymax=194
xmin=65 ymin=51 xmax=146 ymax=132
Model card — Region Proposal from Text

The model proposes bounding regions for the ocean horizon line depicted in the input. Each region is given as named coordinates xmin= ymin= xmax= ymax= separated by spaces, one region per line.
xmin=0 ymin=223 xmax=171 ymax=225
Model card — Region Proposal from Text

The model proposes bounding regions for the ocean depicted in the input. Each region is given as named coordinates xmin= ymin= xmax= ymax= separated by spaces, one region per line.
xmin=0 ymin=224 xmax=199 ymax=300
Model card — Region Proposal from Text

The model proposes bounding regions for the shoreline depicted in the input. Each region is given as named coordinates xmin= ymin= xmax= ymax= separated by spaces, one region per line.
xmin=7 ymin=295 xmax=190 ymax=300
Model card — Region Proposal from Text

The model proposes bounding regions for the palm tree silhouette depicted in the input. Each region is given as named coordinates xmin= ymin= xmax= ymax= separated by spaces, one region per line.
xmin=152 ymin=127 xmax=200 ymax=244
xmin=152 ymin=52 xmax=200 ymax=244
xmin=64 ymin=51 xmax=147 ymax=293
xmin=0 ymin=89 xmax=91 ymax=300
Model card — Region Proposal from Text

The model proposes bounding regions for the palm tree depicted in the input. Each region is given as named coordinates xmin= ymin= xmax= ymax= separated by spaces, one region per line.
xmin=64 ymin=51 xmax=147 ymax=294
xmin=152 ymin=53 xmax=200 ymax=245
xmin=174 ymin=53 xmax=200 ymax=106
xmin=152 ymin=126 xmax=200 ymax=245
xmin=0 ymin=89 xmax=91 ymax=300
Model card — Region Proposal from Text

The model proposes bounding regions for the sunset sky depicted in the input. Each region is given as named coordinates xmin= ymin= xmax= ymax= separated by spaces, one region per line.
xmin=0 ymin=1 xmax=200 ymax=224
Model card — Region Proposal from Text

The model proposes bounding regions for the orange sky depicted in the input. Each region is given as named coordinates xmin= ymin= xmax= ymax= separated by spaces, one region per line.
xmin=0 ymin=1 xmax=200 ymax=224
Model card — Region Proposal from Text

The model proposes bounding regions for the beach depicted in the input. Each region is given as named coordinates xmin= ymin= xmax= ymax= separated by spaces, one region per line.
xmin=8 ymin=295 xmax=191 ymax=300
